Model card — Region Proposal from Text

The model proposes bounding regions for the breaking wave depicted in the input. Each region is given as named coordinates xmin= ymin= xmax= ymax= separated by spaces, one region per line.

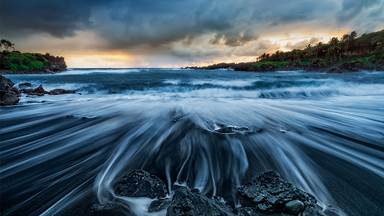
xmin=1 ymin=69 xmax=384 ymax=216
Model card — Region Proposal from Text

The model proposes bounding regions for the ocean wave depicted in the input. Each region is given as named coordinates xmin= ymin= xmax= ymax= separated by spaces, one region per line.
xmin=1 ymin=95 xmax=383 ymax=215
xmin=163 ymin=79 xmax=260 ymax=87
xmin=61 ymin=68 xmax=142 ymax=75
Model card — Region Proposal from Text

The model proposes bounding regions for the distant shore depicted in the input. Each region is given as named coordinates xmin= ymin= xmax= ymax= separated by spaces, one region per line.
xmin=186 ymin=60 xmax=384 ymax=73
xmin=188 ymin=30 xmax=384 ymax=73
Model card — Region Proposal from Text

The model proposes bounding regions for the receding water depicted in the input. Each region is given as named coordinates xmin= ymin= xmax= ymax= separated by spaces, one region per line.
xmin=1 ymin=69 xmax=384 ymax=215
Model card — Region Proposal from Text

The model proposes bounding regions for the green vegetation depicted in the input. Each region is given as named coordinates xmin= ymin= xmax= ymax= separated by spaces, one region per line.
xmin=194 ymin=30 xmax=384 ymax=72
xmin=0 ymin=39 xmax=67 ymax=73
xmin=2 ymin=52 xmax=49 ymax=71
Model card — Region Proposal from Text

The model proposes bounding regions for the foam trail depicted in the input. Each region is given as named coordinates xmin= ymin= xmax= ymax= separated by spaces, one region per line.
xmin=1 ymin=70 xmax=384 ymax=216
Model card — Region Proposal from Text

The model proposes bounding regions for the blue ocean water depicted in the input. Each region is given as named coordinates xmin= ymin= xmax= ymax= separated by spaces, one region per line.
xmin=1 ymin=69 xmax=384 ymax=216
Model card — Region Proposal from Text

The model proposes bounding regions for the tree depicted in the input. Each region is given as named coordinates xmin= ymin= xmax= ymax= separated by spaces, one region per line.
xmin=0 ymin=39 xmax=15 ymax=51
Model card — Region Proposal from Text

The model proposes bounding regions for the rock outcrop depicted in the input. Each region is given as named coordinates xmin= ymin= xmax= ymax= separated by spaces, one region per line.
xmin=90 ymin=169 xmax=340 ymax=216
xmin=237 ymin=171 xmax=325 ymax=215
xmin=48 ymin=88 xmax=76 ymax=95
xmin=39 ymin=53 xmax=67 ymax=72
xmin=0 ymin=75 xmax=76 ymax=106
xmin=20 ymin=85 xmax=76 ymax=96
xmin=114 ymin=169 xmax=167 ymax=199
xmin=167 ymin=186 xmax=234 ymax=216
xmin=0 ymin=75 xmax=20 ymax=106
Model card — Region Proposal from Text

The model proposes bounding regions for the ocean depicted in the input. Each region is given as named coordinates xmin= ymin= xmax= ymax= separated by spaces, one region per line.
xmin=1 ymin=68 xmax=384 ymax=215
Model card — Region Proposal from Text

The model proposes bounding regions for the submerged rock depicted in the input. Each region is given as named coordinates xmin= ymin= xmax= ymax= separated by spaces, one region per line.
xmin=213 ymin=123 xmax=254 ymax=135
xmin=49 ymin=88 xmax=76 ymax=95
xmin=166 ymin=186 xmax=234 ymax=216
xmin=237 ymin=171 xmax=320 ymax=215
xmin=34 ymin=85 xmax=47 ymax=95
xmin=114 ymin=169 xmax=167 ymax=199
xmin=20 ymin=85 xmax=75 ymax=96
xmin=18 ymin=82 xmax=32 ymax=88
xmin=0 ymin=75 xmax=20 ymax=105
xmin=21 ymin=84 xmax=48 ymax=96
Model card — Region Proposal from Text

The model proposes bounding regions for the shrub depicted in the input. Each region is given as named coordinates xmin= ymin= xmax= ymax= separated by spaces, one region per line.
xmin=3 ymin=52 xmax=48 ymax=71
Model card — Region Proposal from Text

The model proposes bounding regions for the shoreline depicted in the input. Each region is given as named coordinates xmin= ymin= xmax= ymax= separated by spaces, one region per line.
xmin=0 ymin=69 xmax=67 ymax=75
xmin=187 ymin=59 xmax=384 ymax=73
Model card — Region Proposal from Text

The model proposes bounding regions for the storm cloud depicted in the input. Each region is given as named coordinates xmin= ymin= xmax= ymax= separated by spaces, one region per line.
xmin=0 ymin=0 xmax=383 ymax=66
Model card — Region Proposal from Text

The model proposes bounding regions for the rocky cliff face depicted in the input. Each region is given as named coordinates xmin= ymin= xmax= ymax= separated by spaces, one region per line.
xmin=38 ymin=53 xmax=67 ymax=72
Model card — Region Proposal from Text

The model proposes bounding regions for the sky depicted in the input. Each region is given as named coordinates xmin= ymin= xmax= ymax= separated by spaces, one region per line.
xmin=1 ymin=0 xmax=383 ymax=68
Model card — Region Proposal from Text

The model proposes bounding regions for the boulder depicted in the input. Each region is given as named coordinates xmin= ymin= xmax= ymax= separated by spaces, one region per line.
xmin=114 ymin=169 xmax=167 ymax=199
xmin=34 ymin=85 xmax=47 ymax=95
xmin=0 ymin=91 xmax=19 ymax=105
xmin=0 ymin=75 xmax=14 ymax=90
xmin=237 ymin=171 xmax=320 ymax=215
xmin=0 ymin=75 xmax=20 ymax=105
xmin=166 ymin=186 xmax=234 ymax=216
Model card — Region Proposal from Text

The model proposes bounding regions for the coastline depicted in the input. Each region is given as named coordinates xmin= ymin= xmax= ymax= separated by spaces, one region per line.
xmin=188 ymin=30 xmax=384 ymax=73
xmin=0 ymin=69 xmax=67 ymax=74
xmin=187 ymin=63 xmax=384 ymax=73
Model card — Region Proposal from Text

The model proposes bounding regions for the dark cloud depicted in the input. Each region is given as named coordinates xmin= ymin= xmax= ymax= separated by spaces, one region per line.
xmin=339 ymin=0 xmax=382 ymax=20
xmin=0 ymin=0 xmax=104 ymax=37
xmin=1 ymin=0 xmax=383 ymax=64
xmin=210 ymin=31 xmax=257 ymax=47
xmin=286 ymin=38 xmax=321 ymax=50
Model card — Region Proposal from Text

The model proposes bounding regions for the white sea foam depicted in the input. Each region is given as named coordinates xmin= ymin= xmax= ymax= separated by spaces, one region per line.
xmin=2 ymin=70 xmax=384 ymax=216
xmin=61 ymin=68 xmax=142 ymax=75
xmin=163 ymin=79 xmax=259 ymax=87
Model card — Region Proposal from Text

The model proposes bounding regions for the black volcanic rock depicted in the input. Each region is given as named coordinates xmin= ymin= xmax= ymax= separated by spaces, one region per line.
xmin=0 ymin=75 xmax=14 ymax=89
xmin=237 ymin=171 xmax=321 ymax=215
xmin=114 ymin=169 xmax=167 ymax=199
xmin=18 ymin=82 xmax=32 ymax=88
xmin=21 ymin=84 xmax=48 ymax=96
xmin=49 ymin=88 xmax=76 ymax=95
xmin=0 ymin=75 xmax=20 ymax=105
xmin=166 ymin=186 xmax=234 ymax=216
